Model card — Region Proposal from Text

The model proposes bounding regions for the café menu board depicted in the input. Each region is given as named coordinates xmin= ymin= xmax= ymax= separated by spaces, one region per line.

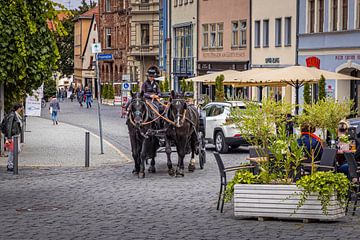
xmin=25 ymin=85 xmax=43 ymax=117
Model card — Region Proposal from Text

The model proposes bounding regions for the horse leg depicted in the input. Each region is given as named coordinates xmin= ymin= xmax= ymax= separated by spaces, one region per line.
xmin=132 ymin=152 xmax=140 ymax=175
xmin=139 ymin=141 xmax=149 ymax=178
xmin=165 ymin=138 xmax=175 ymax=176
xmin=176 ymin=147 xmax=186 ymax=177
xmin=148 ymin=157 xmax=156 ymax=173
xmin=188 ymin=134 xmax=197 ymax=172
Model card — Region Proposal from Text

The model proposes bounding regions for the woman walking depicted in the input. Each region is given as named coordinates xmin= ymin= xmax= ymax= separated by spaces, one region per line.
xmin=49 ymin=96 xmax=60 ymax=125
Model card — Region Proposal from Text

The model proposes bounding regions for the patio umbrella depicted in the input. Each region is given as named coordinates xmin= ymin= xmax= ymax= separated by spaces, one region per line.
xmin=246 ymin=65 xmax=360 ymax=114
xmin=186 ymin=70 xmax=241 ymax=83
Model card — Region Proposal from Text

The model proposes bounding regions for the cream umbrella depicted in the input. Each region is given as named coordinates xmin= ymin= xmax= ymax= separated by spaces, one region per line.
xmin=246 ymin=65 xmax=360 ymax=114
xmin=186 ymin=70 xmax=241 ymax=83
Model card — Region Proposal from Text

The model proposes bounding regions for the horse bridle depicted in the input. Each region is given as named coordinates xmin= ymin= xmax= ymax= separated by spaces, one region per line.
xmin=128 ymin=98 xmax=149 ymax=127
xmin=170 ymin=98 xmax=188 ymax=128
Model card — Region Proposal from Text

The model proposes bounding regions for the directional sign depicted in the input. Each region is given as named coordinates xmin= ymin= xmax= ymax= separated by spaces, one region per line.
xmin=97 ymin=54 xmax=113 ymax=61
xmin=92 ymin=43 xmax=101 ymax=53
xmin=122 ymin=82 xmax=131 ymax=91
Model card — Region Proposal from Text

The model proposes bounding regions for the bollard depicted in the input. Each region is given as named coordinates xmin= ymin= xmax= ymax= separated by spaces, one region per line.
xmin=85 ymin=132 xmax=90 ymax=167
xmin=20 ymin=121 xmax=24 ymax=143
xmin=13 ymin=135 xmax=19 ymax=175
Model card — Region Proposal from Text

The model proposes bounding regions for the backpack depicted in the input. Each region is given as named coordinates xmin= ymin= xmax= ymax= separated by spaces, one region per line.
xmin=1 ymin=113 xmax=11 ymax=136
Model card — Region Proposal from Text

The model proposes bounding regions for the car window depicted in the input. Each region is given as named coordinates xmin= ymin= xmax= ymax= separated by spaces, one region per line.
xmin=203 ymin=105 xmax=214 ymax=117
xmin=209 ymin=105 xmax=224 ymax=117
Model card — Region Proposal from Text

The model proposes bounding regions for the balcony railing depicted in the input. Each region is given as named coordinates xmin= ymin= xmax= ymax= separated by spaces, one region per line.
xmin=173 ymin=57 xmax=194 ymax=75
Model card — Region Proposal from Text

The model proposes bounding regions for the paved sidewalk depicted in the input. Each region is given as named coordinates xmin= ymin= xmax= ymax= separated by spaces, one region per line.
xmin=0 ymin=117 xmax=130 ymax=168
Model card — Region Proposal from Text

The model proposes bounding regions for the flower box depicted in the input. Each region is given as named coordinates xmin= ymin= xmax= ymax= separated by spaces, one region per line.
xmin=234 ymin=184 xmax=345 ymax=221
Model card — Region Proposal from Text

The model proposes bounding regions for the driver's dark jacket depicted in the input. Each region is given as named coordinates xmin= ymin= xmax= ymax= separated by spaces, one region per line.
xmin=141 ymin=79 xmax=160 ymax=99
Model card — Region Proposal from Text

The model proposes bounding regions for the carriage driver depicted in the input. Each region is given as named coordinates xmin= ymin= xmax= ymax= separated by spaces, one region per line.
xmin=141 ymin=69 xmax=164 ymax=113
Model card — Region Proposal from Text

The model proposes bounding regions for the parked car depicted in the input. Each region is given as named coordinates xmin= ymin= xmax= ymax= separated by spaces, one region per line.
xmin=202 ymin=101 xmax=248 ymax=153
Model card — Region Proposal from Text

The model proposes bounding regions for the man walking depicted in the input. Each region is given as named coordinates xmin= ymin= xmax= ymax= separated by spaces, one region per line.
xmin=85 ymin=87 xmax=93 ymax=108
xmin=4 ymin=103 xmax=23 ymax=172
xmin=49 ymin=96 xmax=60 ymax=125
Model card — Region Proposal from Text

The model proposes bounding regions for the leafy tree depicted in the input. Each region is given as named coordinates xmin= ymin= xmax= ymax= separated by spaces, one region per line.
xmin=159 ymin=81 xmax=164 ymax=92
xmin=180 ymin=79 xmax=187 ymax=93
xmin=43 ymin=79 xmax=57 ymax=100
xmin=77 ymin=0 xmax=97 ymax=13
xmin=101 ymin=84 xmax=108 ymax=99
xmin=132 ymin=83 xmax=139 ymax=93
xmin=215 ymin=74 xmax=225 ymax=102
xmin=0 ymin=0 xmax=63 ymax=110
xmin=108 ymin=84 xmax=115 ymax=99
xmin=318 ymin=75 xmax=326 ymax=100
xmin=164 ymin=78 xmax=170 ymax=92
xmin=187 ymin=80 xmax=194 ymax=93
xmin=303 ymin=83 xmax=311 ymax=104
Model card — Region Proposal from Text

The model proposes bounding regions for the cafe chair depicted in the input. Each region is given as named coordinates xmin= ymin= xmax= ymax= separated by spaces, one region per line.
xmin=344 ymin=152 xmax=360 ymax=216
xmin=213 ymin=152 xmax=255 ymax=213
xmin=301 ymin=148 xmax=337 ymax=174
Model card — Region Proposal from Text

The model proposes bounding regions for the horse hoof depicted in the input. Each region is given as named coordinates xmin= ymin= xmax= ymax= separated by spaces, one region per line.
xmin=138 ymin=172 xmax=145 ymax=178
xmin=188 ymin=164 xmax=196 ymax=172
xmin=175 ymin=169 xmax=185 ymax=177
xmin=148 ymin=166 xmax=156 ymax=173
xmin=168 ymin=168 xmax=175 ymax=176
xmin=132 ymin=169 xmax=139 ymax=175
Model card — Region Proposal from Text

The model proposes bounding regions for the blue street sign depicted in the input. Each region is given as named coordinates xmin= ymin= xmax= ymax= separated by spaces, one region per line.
xmin=123 ymin=83 xmax=130 ymax=89
xmin=97 ymin=54 xmax=113 ymax=61
xmin=122 ymin=82 xmax=131 ymax=91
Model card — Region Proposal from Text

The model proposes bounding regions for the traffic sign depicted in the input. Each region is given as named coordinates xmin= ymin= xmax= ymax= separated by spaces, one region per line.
xmin=122 ymin=82 xmax=131 ymax=91
xmin=92 ymin=43 xmax=101 ymax=53
xmin=97 ymin=54 xmax=113 ymax=61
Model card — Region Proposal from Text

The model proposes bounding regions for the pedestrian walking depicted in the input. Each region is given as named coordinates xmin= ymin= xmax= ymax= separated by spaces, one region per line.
xmin=49 ymin=96 xmax=60 ymax=125
xmin=3 ymin=103 xmax=23 ymax=172
xmin=85 ymin=87 xmax=93 ymax=108
xmin=77 ymin=88 xmax=84 ymax=107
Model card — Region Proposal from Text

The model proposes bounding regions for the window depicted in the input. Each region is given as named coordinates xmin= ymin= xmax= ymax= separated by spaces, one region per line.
xmin=202 ymin=24 xmax=208 ymax=48
xmin=309 ymin=0 xmax=315 ymax=33
xmin=141 ymin=0 xmax=149 ymax=3
xmin=179 ymin=0 xmax=183 ymax=6
xmin=285 ymin=17 xmax=291 ymax=46
xmin=105 ymin=0 xmax=111 ymax=12
xmin=232 ymin=22 xmax=239 ymax=47
xmin=105 ymin=28 xmax=111 ymax=48
xmin=184 ymin=0 xmax=188 ymax=4
xmin=240 ymin=20 xmax=247 ymax=47
xmin=93 ymin=38 xmax=96 ymax=43
xmin=263 ymin=20 xmax=269 ymax=47
xmin=210 ymin=24 xmax=216 ymax=48
xmin=342 ymin=0 xmax=348 ymax=30
xmin=318 ymin=0 xmax=324 ymax=32
xmin=89 ymin=56 xmax=93 ymax=68
xmin=217 ymin=23 xmax=223 ymax=48
xmin=94 ymin=24 xmax=97 ymax=31
xmin=141 ymin=24 xmax=150 ymax=45
xmin=255 ymin=20 xmax=260 ymax=47
xmin=275 ymin=18 xmax=282 ymax=47
xmin=174 ymin=0 xmax=177 ymax=7
xmin=332 ymin=0 xmax=338 ymax=31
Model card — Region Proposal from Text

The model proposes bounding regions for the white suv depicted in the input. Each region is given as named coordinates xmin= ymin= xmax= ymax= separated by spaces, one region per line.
xmin=202 ymin=101 xmax=248 ymax=153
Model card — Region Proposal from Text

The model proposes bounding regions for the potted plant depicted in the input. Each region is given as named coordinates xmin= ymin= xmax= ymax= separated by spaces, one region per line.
xmin=228 ymin=99 xmax=350 ymax=221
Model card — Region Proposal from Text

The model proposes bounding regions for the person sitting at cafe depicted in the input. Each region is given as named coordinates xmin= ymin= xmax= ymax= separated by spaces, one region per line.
xmin=297 ymin=124 xmax=323 ymax=163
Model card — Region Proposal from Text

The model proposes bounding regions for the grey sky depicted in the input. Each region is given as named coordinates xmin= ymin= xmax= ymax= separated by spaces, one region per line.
xmin=53 ymin=0 xmax=97 ymax=10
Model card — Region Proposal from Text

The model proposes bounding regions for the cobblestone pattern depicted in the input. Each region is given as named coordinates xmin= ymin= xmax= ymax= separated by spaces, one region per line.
xmin=0 ymin=154 xmax=359 ymax=240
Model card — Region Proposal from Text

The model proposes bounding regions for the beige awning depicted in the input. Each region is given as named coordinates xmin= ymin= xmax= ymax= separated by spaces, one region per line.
xmin=186 ymin=70 xmax=241 ymax=83
xmin=247 ymin=65 xmax=360 ymax=84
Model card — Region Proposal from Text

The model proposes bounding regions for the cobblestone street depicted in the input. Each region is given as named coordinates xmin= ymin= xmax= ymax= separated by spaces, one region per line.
xmin=0 ymin=101 xmax=358 ymax=240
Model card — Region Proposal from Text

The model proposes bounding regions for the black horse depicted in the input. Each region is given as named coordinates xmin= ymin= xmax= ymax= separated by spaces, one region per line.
xmin=165 ymin=91 xmax=200 ymax=177
xmin=126 ymin=91 xmax=159 ymax=177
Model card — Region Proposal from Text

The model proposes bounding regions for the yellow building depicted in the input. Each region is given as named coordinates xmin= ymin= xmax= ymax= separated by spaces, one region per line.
xmin=73 ymin=7 xmax=99 ymax=97
xmin=251 ymin=0 xmax=297 ymax=103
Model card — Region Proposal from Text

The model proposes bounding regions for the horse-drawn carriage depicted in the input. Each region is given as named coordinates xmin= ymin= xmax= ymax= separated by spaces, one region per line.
xmin=126 ymin=91 xmax=206 ymax=178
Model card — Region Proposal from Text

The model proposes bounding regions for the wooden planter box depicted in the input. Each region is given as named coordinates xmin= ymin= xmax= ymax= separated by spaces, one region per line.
xmin=234 ymin=184 xmax=345 ymax=221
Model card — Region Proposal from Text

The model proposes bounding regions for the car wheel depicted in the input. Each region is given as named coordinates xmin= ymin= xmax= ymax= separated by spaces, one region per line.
xmin=215 ymin=131 xmax=229 ymax=153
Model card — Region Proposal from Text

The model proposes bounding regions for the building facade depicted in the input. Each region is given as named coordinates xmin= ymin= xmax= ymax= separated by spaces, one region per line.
xmin=171 ymin=0 xmax=198 ymax=91
xmin=197 ymin=0 xmax=250 ymax=99
xmin=99 ymin=0 xmax=129 ymax=94
xmin=74 ymin=7 xmax=99 ymax=97
xmin=298 ymin=0 xmax=360 ymax=113
xmin=128 ymin=0 xmax=160 ymax=84
xmin=251 ymin=0 xmax=297 ymax=102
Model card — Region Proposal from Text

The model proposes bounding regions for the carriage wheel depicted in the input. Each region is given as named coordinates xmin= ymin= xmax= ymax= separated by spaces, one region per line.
xmin=198 ymin=131 xmax=206 ymax=169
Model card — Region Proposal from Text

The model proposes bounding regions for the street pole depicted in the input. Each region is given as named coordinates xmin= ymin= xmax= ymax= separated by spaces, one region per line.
xmin=95 ymin=53 xmax=104 ymax=154
xmin=0 ymin=84 xmax=4 ymax=156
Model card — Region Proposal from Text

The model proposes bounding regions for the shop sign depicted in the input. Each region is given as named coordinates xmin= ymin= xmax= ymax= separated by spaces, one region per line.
xmin=306 ymin=56 xmax=320 ymax=69
xmin=335 ymin=55 xmax=360 ymax=60
xmin=265 ymin=57 xmax=280 ymax=64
